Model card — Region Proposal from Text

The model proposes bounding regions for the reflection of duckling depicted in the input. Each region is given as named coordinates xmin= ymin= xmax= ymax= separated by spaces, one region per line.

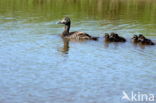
xmin=58 ymin=17 xmax=98 ymax=41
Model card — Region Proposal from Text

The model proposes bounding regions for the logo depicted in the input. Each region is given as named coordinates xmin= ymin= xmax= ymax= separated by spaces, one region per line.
xmin=122 ymin=91 xmax=155 ymax=102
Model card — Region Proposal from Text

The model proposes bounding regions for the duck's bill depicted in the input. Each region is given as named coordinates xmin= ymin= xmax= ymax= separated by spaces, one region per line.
xmin=57 ymin=19 xmax=66 ymax=24
xmin=57 ymin=21 xmax=63 ymax=24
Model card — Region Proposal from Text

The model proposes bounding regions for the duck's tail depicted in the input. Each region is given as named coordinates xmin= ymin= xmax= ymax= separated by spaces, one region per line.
xmin=151 ymin=42 xmax=155 ymax=45
xmin=91 ymin=36 xmax=99 ymax=41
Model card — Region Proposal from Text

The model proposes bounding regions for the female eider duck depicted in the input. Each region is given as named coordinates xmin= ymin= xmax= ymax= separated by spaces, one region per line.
xmin=58 ymin=17 xmax=98 ymax=41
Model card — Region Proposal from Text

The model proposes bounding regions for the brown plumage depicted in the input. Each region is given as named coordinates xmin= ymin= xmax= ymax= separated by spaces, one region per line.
xmin=58 ymin=17 xmax=98 ymax=41
xmin=104 ymin=32 xmax=126 ymax=42
xmin=132 ymin=34 xmax=155 ymax=45
xmin=131 ymin=35 xmax=139 ymax=44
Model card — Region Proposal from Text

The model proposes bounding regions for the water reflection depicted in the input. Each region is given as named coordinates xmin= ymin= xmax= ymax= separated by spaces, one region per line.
xmin=0 ymin=0 xmax=156 ymax=24
xmin=139 ymin=44 xmax=146 ymax=49
xmin=104 ymin=40 xmax=110 ymax=48
xmin=61 ymin=38 xmax=70 ymax=54
xmin=0 ymin=0 xmax=156 ymax=35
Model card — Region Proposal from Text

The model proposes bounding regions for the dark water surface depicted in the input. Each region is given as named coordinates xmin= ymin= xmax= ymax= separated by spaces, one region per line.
xmin=0 ymin=0 xmax=156 ymax=103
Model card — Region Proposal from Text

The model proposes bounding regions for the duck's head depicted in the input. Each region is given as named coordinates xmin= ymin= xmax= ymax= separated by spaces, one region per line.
xmin=138 ymin=34 xmax=144 ymax=38
xmin=110 ymin=32 xmax=118 ymax=38
xmin=132 ymin=35 xmax=138 ymax=39
xmin=104 ymin=33 xmax=109 ymax=38
xmin=58 ymin=17 xmax=71 ymax=25
xmin=139 ymin=36 xmax=145 ymax=41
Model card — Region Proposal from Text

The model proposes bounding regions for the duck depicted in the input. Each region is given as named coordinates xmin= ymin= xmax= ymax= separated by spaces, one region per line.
xmin=138 ymin=34 xmax=145 ymax=42
xmin=138 ymin=35 xmax=155 ymax=45
xmin=104 ymin=33 xmax=114 ymax=42
xmin=131 ymin=35 xmax=139 ymax=43
xmin=104 ymin=32 xmax=126 ymax=42
xmin=131 ymin=34 xmax=155 ymax=45
xmin=57 ymin=17 xmax=98 ymax=41
xmin=110 ymin=32 xmax=126 ymax=42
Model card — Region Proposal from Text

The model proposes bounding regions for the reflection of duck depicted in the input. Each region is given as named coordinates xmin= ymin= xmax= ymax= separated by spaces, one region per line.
xmin=104 ymin=32 xmax=126 ymax=42
xmin=132 ymin=34 xmax=155 ymax=45
xmin=61 ymin=38 xmax=70 ymax=54
xmin=58 ymin=17 xmax=98 ymax=41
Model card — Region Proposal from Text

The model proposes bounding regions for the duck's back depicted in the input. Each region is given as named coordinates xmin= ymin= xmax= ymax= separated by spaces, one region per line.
xmin=64 ymin=31 xmax=98 ymax=41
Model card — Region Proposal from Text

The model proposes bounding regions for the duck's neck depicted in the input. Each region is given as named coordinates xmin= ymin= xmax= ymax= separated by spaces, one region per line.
xmin=62 ymin=24 xmax=70 ymax=37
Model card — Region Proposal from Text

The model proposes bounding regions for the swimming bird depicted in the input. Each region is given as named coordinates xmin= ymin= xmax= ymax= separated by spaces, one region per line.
xmin=138 ymin=35 xmax=155 ymax=45
xmin=131 ymin=35 xmax=139 ymax=43
xmin=58 ymin=17 xmax=98 ymax=41
xmin=104 ymin=32 xmax=126 ymax=42
xmin=132 ymin=34 xmax=155 ymax=45
xmin=104 ymin=33 xmax=114 ymax=42
xmin=110 ymin=32 xmax=126 ymax=42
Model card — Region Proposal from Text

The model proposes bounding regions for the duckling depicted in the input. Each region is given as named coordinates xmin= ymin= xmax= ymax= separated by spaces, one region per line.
xmin=138 ymin=34 xmax=145 ymax=42
xmin=58 ymin=17 xmax=98 ymax=41
xmin=110 ymin=32 xmax=126 ymax=42
xmin=138 ymin=34 xmax=144 ymax=38
xmin=131 ymin=35 xmax=139 ymax=43
xmin=104 ymin=33 xmax=113 ymax=42
xmin=132 ymin=34 xmax=155 ymax=45
xmin=138 ymin=35 xmax=155 ymax=45
xmin=118 ymin=35 xmax=126 ymax=42
xmin=110 ymin=32 xmax=117 ymax=41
